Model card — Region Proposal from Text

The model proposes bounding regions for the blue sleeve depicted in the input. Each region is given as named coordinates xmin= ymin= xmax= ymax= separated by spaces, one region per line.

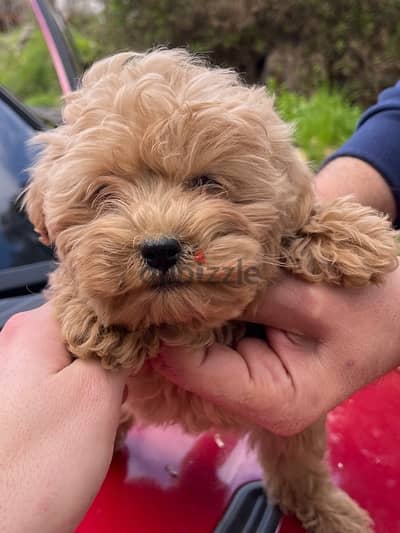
xmin=324 ymin=81 xmax=400 ymax=226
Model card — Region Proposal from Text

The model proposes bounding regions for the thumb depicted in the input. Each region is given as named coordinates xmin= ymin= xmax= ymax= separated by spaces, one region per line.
xmin=153 ymin=343 xmax=251 ymax=399
xmin=152 ymin=339 xmax=295 ymax=430
xmin=243 ymin=273 xmax=329 ymax=337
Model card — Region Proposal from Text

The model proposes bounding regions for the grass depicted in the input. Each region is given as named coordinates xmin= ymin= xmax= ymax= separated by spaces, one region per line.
xmin=271 ymin=84 xmax=361 ymax=167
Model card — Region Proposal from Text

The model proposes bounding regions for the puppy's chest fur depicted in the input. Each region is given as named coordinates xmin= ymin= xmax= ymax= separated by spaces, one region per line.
xmin=126 ymin=319 xmax=266 ymax=432
xmin=126 ymin=365 xmax=249 ymax=433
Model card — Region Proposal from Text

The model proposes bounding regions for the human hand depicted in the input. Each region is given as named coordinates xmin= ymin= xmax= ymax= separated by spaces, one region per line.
xmin=152 ymin=268 xmax=400 ymax=435
xmin=0 ymin=304 xmax=126 ymax=533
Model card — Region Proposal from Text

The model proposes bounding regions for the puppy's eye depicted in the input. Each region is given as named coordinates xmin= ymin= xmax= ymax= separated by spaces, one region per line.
xmin=91 ymin=184 xmax=109 ymax=197
xmin=185 ymin=175 xmax=224 ymax=193
xmin=87 ymin=183 xmax=117 ymax=209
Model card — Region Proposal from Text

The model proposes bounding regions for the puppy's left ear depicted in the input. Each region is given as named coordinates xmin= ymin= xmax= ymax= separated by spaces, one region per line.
xmin=283 ymin=197 xmax=398 ymax=287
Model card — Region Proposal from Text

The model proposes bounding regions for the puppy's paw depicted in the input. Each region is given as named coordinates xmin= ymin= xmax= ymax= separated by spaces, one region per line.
xmin=283 ymin=197 xmax=398 ymax=287
xmin=59 ymin=300 xmax=159 ymax=370
xmin=298 ymin=489 xmax=373 ymax=533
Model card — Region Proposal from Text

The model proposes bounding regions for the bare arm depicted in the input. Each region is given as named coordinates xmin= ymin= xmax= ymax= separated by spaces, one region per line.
xmin=315 ymin=156 xmax=397 ymax=221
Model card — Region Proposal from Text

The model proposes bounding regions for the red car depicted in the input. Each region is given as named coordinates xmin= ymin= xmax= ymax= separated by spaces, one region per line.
xmin=1 ymin=1 xmax=399 ymax=530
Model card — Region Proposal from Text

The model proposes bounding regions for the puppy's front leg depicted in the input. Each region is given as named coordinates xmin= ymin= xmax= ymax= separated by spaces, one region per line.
xmin=283 ymin=198 xmax=398 ymax=286
xmin=252 ymin=421 xmax=373 ymax=533
xmin=51 ymin=281 xmax=159 ymax=371
xmin=51 ymin=282 xmax=159 ymax=449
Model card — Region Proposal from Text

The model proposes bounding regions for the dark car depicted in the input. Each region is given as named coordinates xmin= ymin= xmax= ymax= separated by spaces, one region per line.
xmin=1 ymin=1 xmax=399 ymax=531
xmin=0 ymin=85 xmax=53 ymax=319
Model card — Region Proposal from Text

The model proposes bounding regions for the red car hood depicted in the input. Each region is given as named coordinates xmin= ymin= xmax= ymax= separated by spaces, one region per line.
xmin=77 ymin=370 xmax=400 ymax=532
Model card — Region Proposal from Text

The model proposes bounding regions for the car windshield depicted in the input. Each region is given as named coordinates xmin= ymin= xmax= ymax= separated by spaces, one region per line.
xmin=0 ymin=94 xmax=52 ymax=270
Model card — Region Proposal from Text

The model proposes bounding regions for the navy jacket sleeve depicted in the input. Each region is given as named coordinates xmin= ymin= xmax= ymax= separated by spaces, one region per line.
xmin=324 ymin=81 xmax=400 ymax=226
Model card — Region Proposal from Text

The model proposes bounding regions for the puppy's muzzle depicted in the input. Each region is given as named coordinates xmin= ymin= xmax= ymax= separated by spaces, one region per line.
xmin=141 ymin=237 xmax=182 ymax=273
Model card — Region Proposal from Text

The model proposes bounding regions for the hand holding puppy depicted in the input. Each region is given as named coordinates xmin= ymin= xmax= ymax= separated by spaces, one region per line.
xmin=0 ymin=304 xmax=126 ymax=533
xmin=153 ymin=268 xmax=400 ymax=435
xmin=154 ymin=157 xmax=400 ymax=436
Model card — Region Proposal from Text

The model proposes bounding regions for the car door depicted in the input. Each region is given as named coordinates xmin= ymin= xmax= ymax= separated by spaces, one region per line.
xmin=30 ymin=0 xmax=80 ymax=95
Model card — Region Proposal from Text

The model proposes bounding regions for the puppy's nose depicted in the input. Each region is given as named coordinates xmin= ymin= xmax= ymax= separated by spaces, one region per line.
xmin=141 ymin=238 xmax=182 ymax=272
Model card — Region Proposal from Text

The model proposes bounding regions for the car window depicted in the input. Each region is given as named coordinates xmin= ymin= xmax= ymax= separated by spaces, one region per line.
xmin=0 ymin=96 xmax=53 ymax=270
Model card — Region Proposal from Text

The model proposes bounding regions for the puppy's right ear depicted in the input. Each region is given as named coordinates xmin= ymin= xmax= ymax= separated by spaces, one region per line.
xmin=22 ymin=130 xmax=66 ymax=246
xmin=23 ymin=179 xmax=50 ymax=245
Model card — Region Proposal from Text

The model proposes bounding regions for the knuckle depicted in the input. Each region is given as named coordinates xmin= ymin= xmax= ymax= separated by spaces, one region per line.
xmin=269 ymin=390 xmax=324 ymax=436
xmin=237 ymin=389 xmax=257 ymax=410
xmin=76 ymin=359 xmax=116 ymax=404
xmin=301 ymin=285 xmax=326 ymax=324
xmin=1 ymin=311 xmax=31 ymax=339
xmin=266 ymin=404 xmax=308 ymax=436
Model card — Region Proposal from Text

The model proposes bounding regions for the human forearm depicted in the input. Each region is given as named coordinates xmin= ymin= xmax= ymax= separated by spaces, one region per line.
xmin=315 ymin=156 xmax=397 ymax=221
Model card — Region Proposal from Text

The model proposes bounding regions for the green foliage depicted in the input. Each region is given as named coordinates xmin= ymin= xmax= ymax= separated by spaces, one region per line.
xmin=0 ymin=24 xmax=98 ymax=107
xmin=98 ymin=0 xmax=400 ymax=106
xmin=0 ymin=3 xmax=366 ymax=167
xmin=70 ymin=27 xmax=99 ymax=67
xmin=272 ymin=85 xmax=361 ymax=166
xmin=0 ymin=27 xmax=61 ymax=106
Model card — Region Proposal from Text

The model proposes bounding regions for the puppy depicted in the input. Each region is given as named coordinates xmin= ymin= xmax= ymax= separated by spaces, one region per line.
xmin=24 ymin=49 xmax=397 ymax=532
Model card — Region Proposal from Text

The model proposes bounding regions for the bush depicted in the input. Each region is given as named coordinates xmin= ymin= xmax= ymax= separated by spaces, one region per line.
xmin=0 ymin=22 xmax=98 ymax=107
xmin=0 ymin=6 xmax=364 ymax=166
xmin=0 ymin=26 xmax=61 ymax=106
xmin=98 ymin=0 xmax=400 ymax=106
xmin=273 ymin=86 xmax=361 ymax=166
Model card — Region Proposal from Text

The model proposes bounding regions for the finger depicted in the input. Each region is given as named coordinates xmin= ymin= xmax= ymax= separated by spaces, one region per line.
xmin=0 ymin=303 xmax=72 ymax=379
xmin=242 ymin=274 xmax=330 ymax=337
xmin=152 ymin=341 xmax=297 ymax=433
xmin=264 ymin=327 xmax=341 ymax=427
xmin=154 ymin=343 xmax=254 ymax=401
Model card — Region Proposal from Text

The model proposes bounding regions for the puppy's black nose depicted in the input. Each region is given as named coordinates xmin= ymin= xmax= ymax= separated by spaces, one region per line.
xmin=141 ymin=238 xmax=182 ymax=272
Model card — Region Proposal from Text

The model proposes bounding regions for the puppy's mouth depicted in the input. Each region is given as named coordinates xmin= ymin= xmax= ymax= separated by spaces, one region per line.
xmin=153 ymin=279 xmax=186 ymax=290
xmin=147 ymin=272 xmax=187 ymax=290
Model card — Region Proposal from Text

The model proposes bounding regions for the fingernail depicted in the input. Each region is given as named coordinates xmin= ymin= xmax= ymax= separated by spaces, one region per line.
xmin=151 ymin=353 xmax=166 ymax=369
xmin=155 ymin=344 xmax=173 ymax=360
xmin=150 ymin=353 xmax=178 ymax=378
